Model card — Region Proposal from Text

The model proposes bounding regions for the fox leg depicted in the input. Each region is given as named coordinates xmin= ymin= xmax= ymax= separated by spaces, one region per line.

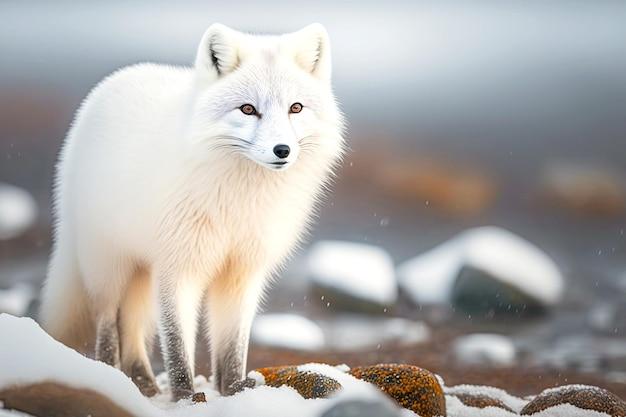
xmin=95 ymin=307 xmax=121 ymax=368
xmin=119 ymin=266 xmax=159 ymax=397
xmin=157 ymin=272 xmax=203 ymax=401
xmin=206 ymin=270 xmax=265 ymax=395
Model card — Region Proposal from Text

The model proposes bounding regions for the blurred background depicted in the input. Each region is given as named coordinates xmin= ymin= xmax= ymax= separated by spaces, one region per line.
xmin=1 ymin=0 xmax=625 ymax=397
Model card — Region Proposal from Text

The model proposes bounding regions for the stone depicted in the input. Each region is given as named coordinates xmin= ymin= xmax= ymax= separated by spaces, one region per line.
xmin=191 ymin=391 xmax=206 ymax=403
xmin=321 ymin=399 xmax=402 ymax=417
xmin=307 ymin=241 xmax=397 ymax=314
xmin=349 ymin=364 xmax=445 ymax=417
xmin=453 ymin=392 xmax=515 ymax=412
xmin=521 ymin=385 xmax=626 ymax=416
xmin=255 ymin=366 xmax=342 ymax=399
xmin=0 ymin=382 xmax=133 ymax=417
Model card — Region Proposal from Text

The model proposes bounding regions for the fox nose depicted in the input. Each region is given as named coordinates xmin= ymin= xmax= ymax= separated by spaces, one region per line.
xmin=273 ymin=144 xmax=290 ymax=159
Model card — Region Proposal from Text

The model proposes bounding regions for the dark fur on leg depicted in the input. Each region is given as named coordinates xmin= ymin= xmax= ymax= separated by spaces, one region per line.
xmin=129 ymin=361 xmax=160 ymax=397
xmin=95 ymin=318 xmax=120 ymax=368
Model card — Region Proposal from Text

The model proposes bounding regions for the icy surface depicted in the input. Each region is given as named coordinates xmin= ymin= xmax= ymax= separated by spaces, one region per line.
xmin=0 ymin=184 xmax=37 ymax=240
xmin=307 ymin=241 xmax=397 ymax=305
xmin=397 ymin=226 xmax=564 ymax=305
xmin=251 ymin=314 xmax=325 ymax=351
xmin=0 ymin=284 xmax=35 ymax=316
xmin=452 ymin=333 xmax=516 ymax=367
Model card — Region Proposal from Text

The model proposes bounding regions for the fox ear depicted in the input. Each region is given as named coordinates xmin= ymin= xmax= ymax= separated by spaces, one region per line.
xmin=287 ymin=23 xmax=332 ymax=81
xmin=195 ymin=23 xmax=241 ymax=78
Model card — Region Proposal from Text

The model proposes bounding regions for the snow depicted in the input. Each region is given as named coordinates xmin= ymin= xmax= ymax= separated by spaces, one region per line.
xmin=452 ymin=334 xmax=516 ymax=367
xmin=0 ymin=284 xmax=35 ymax=316
xmin=445 ymin=394 xmax=610 ymax=417
xmin=0 ymin=315 xmax=387 ymax=417
xmin=0 ymin=314 xmax=614 ymax=417
xmin=397 ymin=226 xmax=564 ymax=306
xmin=321 ymin=315 xmax=430 ymax=350
xmin=0 ymin=184 xmax=37 ymax=240
xmin=307 ymin=241 xmax=397 ymax=305
xmin=251 ymin=314 xmax=325 ymax=351
xmin=444 ymin=384 xmax=528 ymax=412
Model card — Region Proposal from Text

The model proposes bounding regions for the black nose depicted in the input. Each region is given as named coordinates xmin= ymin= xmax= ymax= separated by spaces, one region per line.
xmin=273 ymin=144 xmax=290 ymax=159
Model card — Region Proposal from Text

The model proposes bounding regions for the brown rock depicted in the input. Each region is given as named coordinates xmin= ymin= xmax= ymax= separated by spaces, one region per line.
xmin=521 ymin=385 xmax=626 ymax=416
xmin=349 ymin=364 xmax=446 ymax=417
xmin=255 ymin=366 xmax=342 ymax=399
xmin=0 ymin=382 xmax=133 ymax=417
xmin=191 ymin=391 xmax=207 ymax=403
xmin=454 ymin=392 xmax=514 ymax=412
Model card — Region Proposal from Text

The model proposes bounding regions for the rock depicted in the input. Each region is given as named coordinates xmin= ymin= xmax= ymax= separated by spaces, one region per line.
xmin=321 ymin=399 xmax=402 ymax=417
xmin=191 ymin=391 xmax=206 ymax=403
xmin=0 ymin=382 xmax=133 ymax=417
xmin=322 ymin=316 xmax=430 ymax=351
xmin=225 ymin=377 xmax=258 ymax=396
xmin=521 ymin=385 xmax=626 ymax=416
xmin=0 ymin=283 xmax=36 ymax=316
xmin=0 ymin=183 xmax=38 ymax=240
xmin=453 ymin=392 xmax=515 ymax=412
xmin=538 ymin=161 xmax=626 ymax=217
xmin=452 ymin=265 xmax=548 ymax=315
xmin=452 ymin=333 xmax=516 ymax=367
xmin=398 ymin=226 xmax=564 ymax=315
xmin=251 ymin=314 xmax=325 ymax=351
xmin=349 ymin=364 xmax=445 ymax=417
xmin=307 ymin=241 xmax=397 ymax=313
xmin=445 ymin=384 xmax=528 ymax=412
xmin=255 ymin=366 xmax=342 ymax=399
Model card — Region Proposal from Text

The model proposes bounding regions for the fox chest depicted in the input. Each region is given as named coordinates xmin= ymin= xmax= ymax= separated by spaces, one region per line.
xmin=161 ymin=194 xmax=308 ymax=276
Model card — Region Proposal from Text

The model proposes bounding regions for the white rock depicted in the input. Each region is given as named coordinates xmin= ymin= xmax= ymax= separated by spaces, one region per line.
xmin=0 ymin=283 xmax=36 ymax=316
xmin=452 ymin=333 xmax=517 ymax=367
xmin=251 ymin=313 xmax=325 ymax=351
xmin=322 ymin=315 xmax=430 ymax=351
xmin=397 ymin=226 xmax=564 ymax=306
xmin=0 ymin=183 xmax=37 ymax=240
xmin=307 ymin=241 xmax=397 ymax=305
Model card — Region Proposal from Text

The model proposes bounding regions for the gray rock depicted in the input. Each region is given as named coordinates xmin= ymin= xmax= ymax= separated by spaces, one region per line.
xmin=321 ymin=399 xmax=402 ymax=417
xmin=451 ymin=265 xmax=548 ymax=316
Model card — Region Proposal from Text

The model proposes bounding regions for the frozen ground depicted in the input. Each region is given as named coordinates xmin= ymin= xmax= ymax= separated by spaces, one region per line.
xmin=0 ymin=315 xmax=618 ymax=417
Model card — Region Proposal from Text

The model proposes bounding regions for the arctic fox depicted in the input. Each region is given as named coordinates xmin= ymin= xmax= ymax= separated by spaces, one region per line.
xmin=39 ymin=23 xmax=345 ymax=400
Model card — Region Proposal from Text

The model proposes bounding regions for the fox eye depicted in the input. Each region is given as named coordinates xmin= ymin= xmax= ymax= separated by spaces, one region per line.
xmin=289 ymin=102 xmax=303 ymax=114
xmin=240 ymin=104 xmax=257 ymax=115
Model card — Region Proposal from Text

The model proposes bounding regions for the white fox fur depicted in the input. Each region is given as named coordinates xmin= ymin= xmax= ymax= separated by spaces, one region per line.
xmin=39 ymin=23 xmax=344 ymax=399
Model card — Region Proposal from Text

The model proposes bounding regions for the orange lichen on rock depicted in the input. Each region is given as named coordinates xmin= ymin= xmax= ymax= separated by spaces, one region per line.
xmin=255 ymin=366 xmax=342 ymax=399
xmin=521 ymin=385 xmax=626 ymax=416
xmin=349 ymin=364 xmax=446 ymax=417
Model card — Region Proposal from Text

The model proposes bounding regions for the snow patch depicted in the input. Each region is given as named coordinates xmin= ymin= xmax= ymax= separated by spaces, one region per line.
xmin=321 ymin=315 xmax=430 ymax=350
xmin=251 ymin=314 xmax=325 ymax=351
xmin=397 ymin=226 xmax=564 ymax=305
xmin=452 ymin=333 xmax=516 ymax=367
xmin=0 ymin=184 xmax=37 ymax=240
xmin=307 ymin=241 xmax=397 ymax=305
xmin=445 ymin=384 xmax=528 ymax=412
xmin=0 ymin=284 xmax=35 ymax=316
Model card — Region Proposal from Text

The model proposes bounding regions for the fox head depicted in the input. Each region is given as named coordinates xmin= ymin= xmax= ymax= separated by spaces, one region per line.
xmin=188 ymin=24 xmax=345 ymax=173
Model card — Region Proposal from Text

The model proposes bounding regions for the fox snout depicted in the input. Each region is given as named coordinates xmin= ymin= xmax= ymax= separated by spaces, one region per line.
xmin=273 ymin=144 xmax=290 ymax=159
